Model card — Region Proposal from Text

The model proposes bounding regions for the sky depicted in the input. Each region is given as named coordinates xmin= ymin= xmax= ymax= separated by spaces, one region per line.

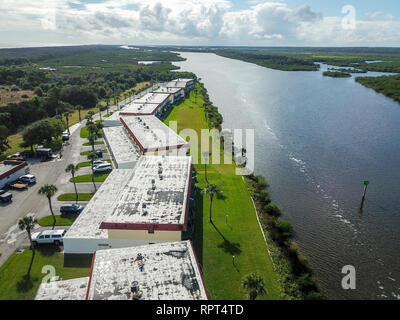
xmin=0 ymin=0 xmax=399 ymax=48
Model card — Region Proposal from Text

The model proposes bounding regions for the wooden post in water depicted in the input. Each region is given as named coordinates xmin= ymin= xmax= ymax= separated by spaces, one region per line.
xmin=362 ymin=181 xmax=370 ymax=200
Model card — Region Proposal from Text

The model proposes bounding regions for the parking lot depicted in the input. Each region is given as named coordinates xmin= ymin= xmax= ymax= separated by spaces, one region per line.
xmin=0 ymin=110 xmax=113 ymax=266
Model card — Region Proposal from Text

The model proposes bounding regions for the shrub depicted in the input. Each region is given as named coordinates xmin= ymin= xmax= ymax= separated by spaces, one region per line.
xmin=275 ymin=220 xmax=293 ymax=237
xmin=257 ymin=189 xmax=271 ymax=204
xmin=264 ymin=204 xmax=282 ymax=217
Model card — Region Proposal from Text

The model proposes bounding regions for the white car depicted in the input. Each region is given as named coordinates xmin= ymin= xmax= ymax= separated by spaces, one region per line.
xmin=92 ymin=160 xmax=107 ymax=168
xmin=93 ymin=163 xmax=112 ymax=173
xmin=19 ymin=174 xmax=36 ymax=184
xmin=31 ymin=229 xmax=66 ymax=246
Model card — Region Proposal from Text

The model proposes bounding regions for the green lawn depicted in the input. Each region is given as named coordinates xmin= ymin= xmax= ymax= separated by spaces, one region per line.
xmin=77 ymin=160 xmax=111 ymax=167
xmin=71 ymin=173 xmax=110 ymax=183
xmin=80 ymin=149 xmax=107 ymax=156
xmin=82 ymin=141 xmax=104 ymax=146
xmin=57 ymin=193 xmax=94 ymax=201
xmin=38 ymin=215 xmax=77 ymax=226
xmin=164 ymin=85 xmax=283 ymax=300
xmin=0 ymin=247 xmax=90 ymax=300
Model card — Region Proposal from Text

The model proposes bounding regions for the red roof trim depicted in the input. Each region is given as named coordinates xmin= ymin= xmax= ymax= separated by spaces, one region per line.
xmin=85 ymin=251 xmax=97 ymax=300
xmin=0 ymin=161 xmax=27 ymax=181
xmin=120 ymin=117 xmax=145 ymax=153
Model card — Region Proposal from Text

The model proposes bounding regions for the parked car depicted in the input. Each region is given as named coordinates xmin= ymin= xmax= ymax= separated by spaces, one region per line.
xmin=93 ymin=163 xmax=112 ymax=173
xmin=0 ymin=190 xmax=5 ymax=195
xmin=19 ymin=174 xmax=36 ymax=184
xmin=62 ymin=132 xmax=70 ymax=141
xmin=31 ymin=229 xmax=66 ymax=246
xmin=7 ymin=154 xmax=24 ymax=161
xmin=0 ymin=192 xmax=12 ymax=203
xmin=36 ymin=147 xmax=52 ymax=159
xmin=94 ymin=150 xmax=103 ymax=158
xmin=60 ymin=203 xmax=84 ymax=215
xmin=92 ymin=160 xmax=107 ymax=168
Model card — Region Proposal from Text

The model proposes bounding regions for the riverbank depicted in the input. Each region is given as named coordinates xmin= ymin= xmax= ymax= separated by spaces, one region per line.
xmin=164 ymin=82 xmax=318 ymax=299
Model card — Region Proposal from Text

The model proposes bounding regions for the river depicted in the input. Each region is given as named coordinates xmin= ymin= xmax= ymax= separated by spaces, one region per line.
xmin=173 ymin=52 xmax=400 ymax=300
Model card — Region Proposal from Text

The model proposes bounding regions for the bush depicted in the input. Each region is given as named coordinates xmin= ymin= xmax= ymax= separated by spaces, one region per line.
xmin=275 ymin=220 xmax=293 ymax=237
xmin=264 ymin=204 xmax=282 ymax=217
xmin=10 ymin=85 xmax=19 ymax=92
xmin=21 ymin=94 xmax=28 ymax=98
xmin=257 ymin=189 xmax=271 ymax=204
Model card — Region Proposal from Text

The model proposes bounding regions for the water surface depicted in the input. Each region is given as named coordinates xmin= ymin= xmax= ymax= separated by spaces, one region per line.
xmin=174 ymin=52 xmax=400 ymax=300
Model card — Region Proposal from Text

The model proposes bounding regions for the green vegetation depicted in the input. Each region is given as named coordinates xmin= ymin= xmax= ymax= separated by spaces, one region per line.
xmin=38 ymin=215 xmax=77 ymax=227
xmin=323 ymin=71 xmax=352 ymax=78
xmin=80 ymin=149 xmax=107 ymax=156
xmin=356 ymin=74 xmax=400 ymax=104
xmin=217 ymin=50 xmax=319 ymax=71
xmin=0 ymin=45 xmax=195 ymax=159
xmin=164 ymin=83 xmax=282 ymax=300
xmin=83 ymin=140 xmax=103 ymax=146
xmin=71 ymin=173 xmax=110 ymax=183
xmin=245 ymin=174 xmax=321 ymax=299
xmin=57 ymin=193 xmax=94 ymax=201
xmin=0 ymin=247 xmax=90 ymax=300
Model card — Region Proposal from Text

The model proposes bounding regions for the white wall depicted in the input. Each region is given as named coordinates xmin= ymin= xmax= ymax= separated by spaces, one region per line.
xmin=63 ymin=237 xmax=177 ymax=254
xmin=0 ymin=168 xmax=26 ymax=189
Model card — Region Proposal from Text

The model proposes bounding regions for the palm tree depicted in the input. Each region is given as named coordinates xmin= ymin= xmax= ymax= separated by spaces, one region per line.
xmin=98 ymin=104 xmax=102 ymax=121
xmin=87 ymin=134 xmax=96 ymax=152
xmin=203 ymin=184 xmax=221 ymax=223
xmin=106 ymin=99 xmax=110 ymax=115
xmin=66 ymin=164 xmax=80 ymax=204
xmin=63 ymin=112 xmax=71 ymax=135
xmin=18 ymin=216 xmax=38 ymax=277
xmin=38 ymin=184 xmax=58 ymax=229
xmin=242 ymin=274 xmax=267 ymax=300
xmin=76 ymin=105 xmax=83 ymax=122
xmin=18 ymin=216 xmax=38 ymax=250
xmin=87 ymin=152 xmax=98 ymax=192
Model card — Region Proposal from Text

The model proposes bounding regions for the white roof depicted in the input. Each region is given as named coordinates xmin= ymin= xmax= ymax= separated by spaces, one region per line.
xmin=156 ymin=87 xmax=183 ymax=94
xmin=100 ymin=155 xmax=192 ymax=229
xmin=35 ymin=277 xmax=89 ymax=300
xmin=120 ymin=115 xmax=189 ymax=153
xmin=121 ymin=102 xmax=159 ymax=115
xmin=103 ymin=126 xmax=141 ymax=166
xmin=133 ymin=92 xmax=170 ymax=105
xmin=64 ymin=169 xmax=131 ymax=239
xmin=86 ymin=241 xmax=207 ymax=300
xmin=166 ymin=79 xmax=194 ymax=89
xmin=64 ymin=156 xmax=192 ymax=239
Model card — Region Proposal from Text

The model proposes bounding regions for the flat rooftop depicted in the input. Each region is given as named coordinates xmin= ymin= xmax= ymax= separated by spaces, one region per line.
xmin=35 ymin=277 xmax=89 ymax=300
xmin=86 ymin=241 xmax=207 ymax=300
xmin=133 ymin=92 xmax=170 ymax=105
xmin=64 ymin=156 xmax=192 ymax=238
xmin=166 ymin=79 xmax=194 ymax=89
xmin=120 ymin=115 xmax=189 ymax=153
xmin=155 ymin=87 xmax=183 ymax=94
xmin=120 ymin=102 xmax=159 ymax=115
xmin=64 ymin=169 xmax=131 ymax=239
xmin=103 ymin=126 xmax=141 ymax=165
xmin=100 ymin=155 xmax=192 ymax=230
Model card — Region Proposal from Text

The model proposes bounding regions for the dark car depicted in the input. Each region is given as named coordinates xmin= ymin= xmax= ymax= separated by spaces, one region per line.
xmin=0 ymin=192 xmax=12 ymax=203
xmin=20 ymin=150 xmax=34 ymax=159
xmin=94 ymin=150 xmax=103 ymax=158
xmin=60 ymin=203 xmax=84 ymax=215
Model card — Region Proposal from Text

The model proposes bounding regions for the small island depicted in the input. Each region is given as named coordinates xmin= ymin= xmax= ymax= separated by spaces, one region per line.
xmin=323 ymin=71 xmax=352 ymax=78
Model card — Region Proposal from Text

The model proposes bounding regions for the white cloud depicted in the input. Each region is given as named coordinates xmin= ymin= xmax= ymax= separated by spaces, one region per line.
xmin=0 ymin=1 xmax=399 ymax=47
